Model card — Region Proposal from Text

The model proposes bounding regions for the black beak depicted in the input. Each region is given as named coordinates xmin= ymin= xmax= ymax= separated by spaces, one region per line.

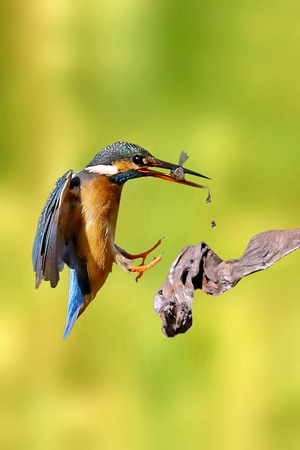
xmin=136 ymin=156 xmax=210 ymax=189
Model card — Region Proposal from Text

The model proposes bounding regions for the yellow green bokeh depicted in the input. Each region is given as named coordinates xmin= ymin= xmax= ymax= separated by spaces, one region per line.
xmin=1 ymin=1 xmax=300 ymax=449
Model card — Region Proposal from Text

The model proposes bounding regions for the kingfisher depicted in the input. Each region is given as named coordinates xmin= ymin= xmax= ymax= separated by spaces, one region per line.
xmin=32 ymin=141 xmax=209 ymax=338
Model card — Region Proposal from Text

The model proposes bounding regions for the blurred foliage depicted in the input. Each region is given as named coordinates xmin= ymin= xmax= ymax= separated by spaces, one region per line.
xmin=1 ymin=0 xmax=300 ymax=449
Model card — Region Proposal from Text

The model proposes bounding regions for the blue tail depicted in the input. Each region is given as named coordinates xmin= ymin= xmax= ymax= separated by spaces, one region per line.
xmin=63 ymin=269 xmax=84 ymax=339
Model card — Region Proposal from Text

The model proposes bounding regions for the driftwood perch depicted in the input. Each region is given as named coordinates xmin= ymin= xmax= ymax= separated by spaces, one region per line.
xmin=154 ymin=229 xmax=300 ymax=337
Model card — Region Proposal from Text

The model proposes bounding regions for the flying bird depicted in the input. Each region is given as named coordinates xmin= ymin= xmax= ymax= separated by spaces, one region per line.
xmin=32 ymin=141 xmax=209 ymax=338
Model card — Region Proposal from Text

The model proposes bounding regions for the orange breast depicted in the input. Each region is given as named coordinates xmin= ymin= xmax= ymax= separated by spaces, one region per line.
xmin=78 ymin=175 xmax=123 ymax=297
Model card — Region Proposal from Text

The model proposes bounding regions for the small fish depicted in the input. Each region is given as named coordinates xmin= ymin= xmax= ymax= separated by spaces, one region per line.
xmin=169 ymin=151 xmax=211 ymax=193
xmin=168 ymin=151 xmax=189 ymax=181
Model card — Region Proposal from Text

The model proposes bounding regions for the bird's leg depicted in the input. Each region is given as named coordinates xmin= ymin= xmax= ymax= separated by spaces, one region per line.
xmin=121 ymin=237 xmax=163 ymax=262
xmin=115 ymin=237 xmax=163 ymax=281
xmin=130 ymin=254 xmax=163 ymax=281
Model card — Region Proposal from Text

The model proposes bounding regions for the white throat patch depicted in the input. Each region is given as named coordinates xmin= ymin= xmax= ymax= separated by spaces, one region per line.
xmin=85 ymin=164 xmax=118 ymax=176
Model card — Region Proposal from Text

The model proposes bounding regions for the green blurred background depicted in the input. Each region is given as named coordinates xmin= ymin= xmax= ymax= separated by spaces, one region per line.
xmin=1 ymin=0 xmax=300 ymax=449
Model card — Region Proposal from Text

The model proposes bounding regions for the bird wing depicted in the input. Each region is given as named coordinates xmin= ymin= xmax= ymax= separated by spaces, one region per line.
xmin=32 ymin=170 xmax=74 ymax=289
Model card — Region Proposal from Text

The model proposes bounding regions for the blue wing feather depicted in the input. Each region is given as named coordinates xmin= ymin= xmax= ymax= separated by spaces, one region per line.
xmin=32 ymin=171 xmax=73 ymax=288
xmin=33 ymin=170 xmax=90 ymax=338
xmin=63 ymin=268 xmax=85 ymax=339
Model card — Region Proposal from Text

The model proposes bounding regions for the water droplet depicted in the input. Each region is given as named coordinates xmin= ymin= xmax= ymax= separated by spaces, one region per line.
xmin=206 ymin=189 xmax=212 ymax=204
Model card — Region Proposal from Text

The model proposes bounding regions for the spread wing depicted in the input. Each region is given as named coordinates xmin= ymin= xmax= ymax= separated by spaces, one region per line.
xmin=32 ymin=170 xmax=74 ymax=289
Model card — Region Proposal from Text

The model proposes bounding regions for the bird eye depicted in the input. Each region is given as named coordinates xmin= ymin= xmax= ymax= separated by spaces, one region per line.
xmin=132 ymin=154 xmax=144 ymax=165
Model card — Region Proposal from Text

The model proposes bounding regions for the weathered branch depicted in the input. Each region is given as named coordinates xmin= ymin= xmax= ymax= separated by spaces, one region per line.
xmin=154 ymin=229 xmax=300 ymax=337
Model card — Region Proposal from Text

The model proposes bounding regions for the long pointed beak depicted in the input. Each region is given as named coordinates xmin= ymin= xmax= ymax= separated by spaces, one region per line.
xmin=136 ymin=156 xmax=210 ymax=189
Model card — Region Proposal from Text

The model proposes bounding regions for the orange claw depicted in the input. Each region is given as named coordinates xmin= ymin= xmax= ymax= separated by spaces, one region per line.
xmin=125 ymin=237 xmax=164 ymax=261
xmin=129 ymin=254 xmax=163 ymax=281
xmin=117 ymin=237 xmax=164 ymax=281
xmin=129 ymin=237 xmax=163 ymax=281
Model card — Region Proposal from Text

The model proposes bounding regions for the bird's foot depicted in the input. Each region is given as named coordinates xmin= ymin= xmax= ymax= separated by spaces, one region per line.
xmin=126 ymin=237 xmax=163 ymax=261
xmin=129 ymin=254 xmax=163 ymax=281
xmin=116 ymin=237 xmax=164 ymax=281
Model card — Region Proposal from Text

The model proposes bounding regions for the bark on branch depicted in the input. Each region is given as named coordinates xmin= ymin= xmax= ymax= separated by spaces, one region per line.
xmin=154 ymin=229 xmax=300 ymax=337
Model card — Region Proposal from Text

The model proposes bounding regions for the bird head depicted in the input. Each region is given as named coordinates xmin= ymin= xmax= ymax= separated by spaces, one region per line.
xmin=85 ymin=141 xmax=210 ymax=188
